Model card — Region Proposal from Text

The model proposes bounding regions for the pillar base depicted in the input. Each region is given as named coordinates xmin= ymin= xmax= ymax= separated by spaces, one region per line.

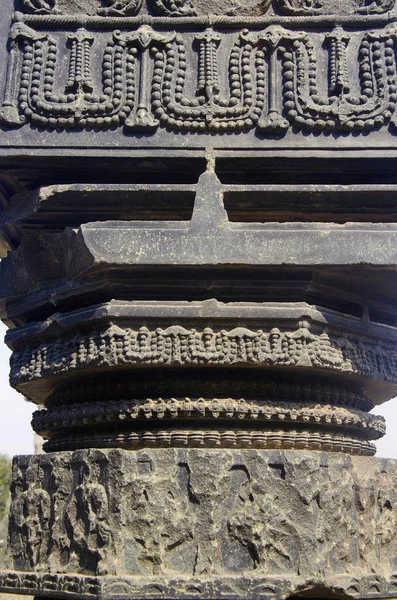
xmin=1 ymin=449 xmax=397 ymax=600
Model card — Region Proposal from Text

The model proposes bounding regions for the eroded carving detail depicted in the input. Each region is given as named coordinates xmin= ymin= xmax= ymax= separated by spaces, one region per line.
xmin=9 ymin=452 xmax=116 ymax=575
xmin=65 ymin=459 xmax=116 ymax=576
xmin=3 ymin=450 xmax=397 ymax=592
xmin=98 ymin=0 xmax=143 ymax=16
xmin=10 ymin=465 xmax=51 ymax=571
xmin=10 ymin=322 xmax=397 ymax=385
xmin=22 ymin=0 xmax=58 ymax=14
xmin=17 ymin=0 xmax=394 ymax=16
xmin=153 ymin=0 xmax=197 ymax=16
xmin=275 ymin=0 xmax=393 ymax=15
xmin=3 ymin=570 xmax=397 ymax=600
xmin=0 ymin=572 xmax=101 ymax=598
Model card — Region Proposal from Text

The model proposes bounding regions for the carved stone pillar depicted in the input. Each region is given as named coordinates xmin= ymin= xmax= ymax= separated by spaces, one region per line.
xmin=0 ymin=0 xmax=397 ymax=598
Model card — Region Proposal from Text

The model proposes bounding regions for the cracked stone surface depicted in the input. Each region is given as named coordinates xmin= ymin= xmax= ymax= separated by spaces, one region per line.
xmin=1 ymin=449 xmax=397 ymax=600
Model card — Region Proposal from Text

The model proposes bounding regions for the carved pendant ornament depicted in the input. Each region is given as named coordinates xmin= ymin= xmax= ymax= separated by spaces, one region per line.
xmin=2 ymin=1 xmax=397 ymax=135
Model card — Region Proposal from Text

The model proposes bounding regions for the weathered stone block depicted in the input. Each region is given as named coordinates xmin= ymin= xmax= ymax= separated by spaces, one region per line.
xmin=1 ymin=449 xmax=397 ymax=599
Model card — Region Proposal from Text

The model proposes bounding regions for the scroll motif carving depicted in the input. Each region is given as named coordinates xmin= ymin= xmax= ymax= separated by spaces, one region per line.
xmin=0 ymin=572 xmax=101 ymax=598
xmin=1 ymin=23 xmax=138 ymax=129
xmin=9 ymin=321 xmax=397 ymax=385
xmin=150 ymin=28 xmax=266 ymax=132
xmin=2 ymin=571 xmax=397 ymax=600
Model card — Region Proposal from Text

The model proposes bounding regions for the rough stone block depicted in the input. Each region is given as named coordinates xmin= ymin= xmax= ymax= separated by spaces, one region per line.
xmin=1 ymin=449 xmax=397 ymax=600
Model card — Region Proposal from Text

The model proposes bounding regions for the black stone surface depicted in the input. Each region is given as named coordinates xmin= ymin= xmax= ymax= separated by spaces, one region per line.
xmin=0 ymin=0 xmax=397 ymax=595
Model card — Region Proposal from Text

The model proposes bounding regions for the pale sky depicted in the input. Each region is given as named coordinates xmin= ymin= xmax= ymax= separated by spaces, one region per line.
xmin=0 ymin=321 xmax=396 ymax=458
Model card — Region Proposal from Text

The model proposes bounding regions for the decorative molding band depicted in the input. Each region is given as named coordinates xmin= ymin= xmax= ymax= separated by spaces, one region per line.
xmin=1 ymin=571 xmax=397 ymax=599
xmin=2 ymin=21 xmax=397 ymax=135
xmin=5 ymin=450 xmax=397 ymax=591
xmin=0 ymin=572 xmax=101 ymax=599
xmin=32 ymin=399 xmax=385 ymax=440
xmin=42 ymin=427 xmax=377 ymax=454
xmin=47 ymin=378 xmax=375 ymax=412
xmin=16 ymin=0 xmax=395 ymax=18
xmin=10 ymin=321 xmax=397 ymax=387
